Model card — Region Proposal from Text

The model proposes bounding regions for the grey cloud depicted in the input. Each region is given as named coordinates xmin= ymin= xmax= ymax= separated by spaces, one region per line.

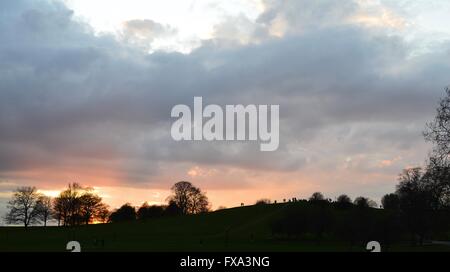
xmin=0 ymin=0 xmax=449 ymax=191
xmin=121 ymin=19 xmax=177 ymax=50
xmin=123 ymin=19 xmax=176 ymax=39
xmin=256 ymin=0 xmax=359 ymax=34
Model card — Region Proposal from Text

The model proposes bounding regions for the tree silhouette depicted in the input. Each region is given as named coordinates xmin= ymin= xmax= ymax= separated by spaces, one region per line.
xmin=79 ymin=189 xmax=107 ymax=224
xmin=381 ymin=193 xmax=400 ymax=210
xmin=35 ymin=195 xmax=52 ymax=227
xmin=137 ymin=202 xmax=164 ymax=220
xmin=335 ymin=194 xmax=353 ymax=209
xmin=96 ymin=204 xmax=110 ymax=223
xmin=309 ymin=192 xmax=325 ymax=202
xmin=354 ymin=196 xmax=377 ymax=208
xmin=4 ymin=187 xmax=41 ymax=228
xmin=109 ymin=203 xmax=136 ymax=223
xmin=53 ymin=183 xmax=83 ymax=226
xmin=424 ymin=87 xmax=450 ymax=162
xmin=52 ymin=183 xmax=108 ymax=226
xmin=422 ymin=157 xmax=450 ymax=209
xmin=165 ymin=200 xmax=182 ymax=216
xmin=309 ymin=192 xmax=329 ymax=207
xmin=396 ymin=167 xmax=434 ymax=245
xmin=167 ymin=181 xmax=210 ymax=215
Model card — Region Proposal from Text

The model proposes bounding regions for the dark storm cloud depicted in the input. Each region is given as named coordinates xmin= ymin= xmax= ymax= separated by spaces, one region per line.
xmin=0 ymin=0 xmax=449 ymax=188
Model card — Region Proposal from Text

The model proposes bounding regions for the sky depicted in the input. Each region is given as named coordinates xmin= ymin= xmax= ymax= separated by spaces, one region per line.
xmin=1 ymin=0 xmax=450 ymax=223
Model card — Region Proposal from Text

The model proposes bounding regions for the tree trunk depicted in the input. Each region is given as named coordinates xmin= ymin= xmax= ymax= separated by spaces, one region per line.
xmin=24 ymin=209 xmax=28 ymax=229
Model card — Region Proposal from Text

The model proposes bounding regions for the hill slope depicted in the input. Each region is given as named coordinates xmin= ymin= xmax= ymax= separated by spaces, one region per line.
xmin=0 ymin=203 xmax=448 ymax=252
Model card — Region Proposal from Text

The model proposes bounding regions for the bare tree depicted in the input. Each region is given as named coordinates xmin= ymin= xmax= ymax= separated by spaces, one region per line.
xmin=188 ymin=186 xmax=210 ymax=213
xmin=52 ymin=183 xmax=83 ymax=226
xmin=422 ymin=156 xmax=450 ymax=209
xmin=396 ymin=167 xmax=433 ymax=245
xmin=424 ymin=87 xmax=450 ymax=162
xmin=168 ymin=181 xmax=191 ymax=214
xmin=52 ymin=183 xmax=108 ymax=226
xmin=96 ymin=204 xmax=110 ymax=223
xmin=35 ymin=195 xmax=52 ymax=227
xmin=79 ymin=189 xmax=104 ymax=224
xmin=53 ymin=195 xmax=67 ymax=226
xmin=167 ymin=181 xmax=210 ymax=215
xmin=4 ymin=187 xmax=41 ymax=228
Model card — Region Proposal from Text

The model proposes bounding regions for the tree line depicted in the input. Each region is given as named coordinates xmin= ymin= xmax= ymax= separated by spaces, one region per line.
xmin=108 ymin=181 xmax=210 ymax=223
xmin=269 ymin=179 xmax=449 ymax=247
xmin=4 ymin=181 xmax=210 ymax=227
xmin=270 ymin=87 xmax=450 ymax=246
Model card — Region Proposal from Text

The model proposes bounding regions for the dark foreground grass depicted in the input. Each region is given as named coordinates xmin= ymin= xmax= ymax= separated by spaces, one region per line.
xmin=0 ymin=204 xmax=448 ymax=252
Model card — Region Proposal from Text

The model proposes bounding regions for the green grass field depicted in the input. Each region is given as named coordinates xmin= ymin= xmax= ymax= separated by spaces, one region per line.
xmin=0 ymin=203 xmax=449 ymax=252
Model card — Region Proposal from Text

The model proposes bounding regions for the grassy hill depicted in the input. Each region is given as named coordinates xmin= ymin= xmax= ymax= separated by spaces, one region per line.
xmin=0 ymin=203 xmax=449 ymax=252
